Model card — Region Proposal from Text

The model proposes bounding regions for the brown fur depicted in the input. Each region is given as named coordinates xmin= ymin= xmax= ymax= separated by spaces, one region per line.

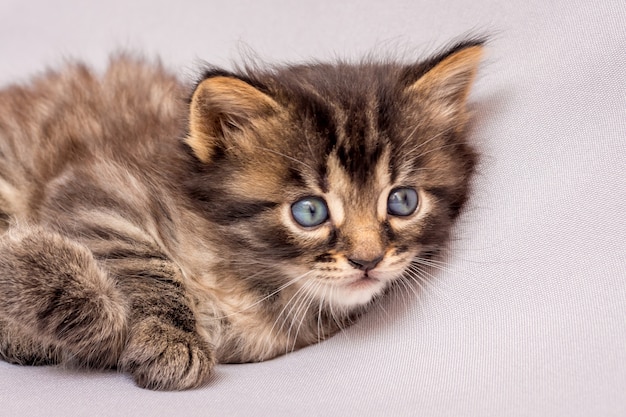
xmin=0 ymin=40 xmax=484 ymax=390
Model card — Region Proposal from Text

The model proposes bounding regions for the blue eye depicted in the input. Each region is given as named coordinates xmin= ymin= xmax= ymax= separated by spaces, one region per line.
xmin=291 ymin=197 xmax=329 ymax=227
xmin=387 ymin=188 xmax=419 ymax=216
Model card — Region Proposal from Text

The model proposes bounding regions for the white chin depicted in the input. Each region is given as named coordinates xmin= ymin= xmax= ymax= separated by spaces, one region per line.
xmin=323 ymin=279 xmax=388 ymax=310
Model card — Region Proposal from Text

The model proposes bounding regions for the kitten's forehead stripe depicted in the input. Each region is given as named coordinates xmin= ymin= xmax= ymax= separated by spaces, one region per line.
xmin=335 ymin=101 xmax=386 ymax=187
xmin=287 ymin=166 xmax=307 ymax=188
xmin=297 ymin=96 xmax=338 ymax=193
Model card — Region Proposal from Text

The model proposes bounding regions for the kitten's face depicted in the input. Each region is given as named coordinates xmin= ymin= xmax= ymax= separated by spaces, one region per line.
xmin=277 ymin=148 xmax=432 ymax=309
xmin=186 ymin=43 xmax=482 ymax=311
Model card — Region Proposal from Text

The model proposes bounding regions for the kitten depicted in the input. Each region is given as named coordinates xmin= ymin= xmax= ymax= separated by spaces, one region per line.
xmin=0 ymin=39 xmax=483 ymax=390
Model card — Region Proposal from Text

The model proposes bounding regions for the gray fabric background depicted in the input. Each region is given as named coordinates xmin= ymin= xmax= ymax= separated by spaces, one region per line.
xmin=1 ymin=1 xmax=625 ymax=416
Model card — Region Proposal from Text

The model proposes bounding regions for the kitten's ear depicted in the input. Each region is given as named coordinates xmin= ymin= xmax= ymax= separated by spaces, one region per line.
xmin=406 ymin=41 xmax=484 ymax=119
xmin=187 ymin=75 xmax=279 ymax=162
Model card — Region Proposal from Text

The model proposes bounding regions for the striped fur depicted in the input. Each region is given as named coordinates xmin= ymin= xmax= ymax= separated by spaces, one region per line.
xmin=0 ymin=41 xmax=483 ymax=390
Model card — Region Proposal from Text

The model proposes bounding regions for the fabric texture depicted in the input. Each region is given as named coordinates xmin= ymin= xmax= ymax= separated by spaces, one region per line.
xmin=1 ymin=1 xmax=624 ymax=415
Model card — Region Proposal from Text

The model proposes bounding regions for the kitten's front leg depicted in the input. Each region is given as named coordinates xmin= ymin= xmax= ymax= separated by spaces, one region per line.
xmin=0 ymin=224 xmax=214 ymax=390
xmin=105 ymin=252 xmax=215 ymax=390
xmin=0 ymin=226 xmax=127 ymax=368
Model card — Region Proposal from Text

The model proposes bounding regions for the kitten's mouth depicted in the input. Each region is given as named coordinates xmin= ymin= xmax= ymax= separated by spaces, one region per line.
xmin=347 ymin=274 xmax=380 ymax=289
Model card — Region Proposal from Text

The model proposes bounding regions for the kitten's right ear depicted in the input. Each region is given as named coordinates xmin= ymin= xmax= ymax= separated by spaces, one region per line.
xmin=187 ymin=75 xmax=279 ymax=163
xmin=405 ymin=39 xmax=485 ymax=121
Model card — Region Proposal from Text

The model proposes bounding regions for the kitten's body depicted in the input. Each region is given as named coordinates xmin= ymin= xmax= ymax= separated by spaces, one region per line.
xmin=0 ymin=41 xmax=482 ymax=390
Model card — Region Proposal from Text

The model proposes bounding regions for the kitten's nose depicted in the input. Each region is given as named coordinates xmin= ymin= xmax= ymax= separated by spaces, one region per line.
xmin=348 ymin=256 xmax=383 ymax=271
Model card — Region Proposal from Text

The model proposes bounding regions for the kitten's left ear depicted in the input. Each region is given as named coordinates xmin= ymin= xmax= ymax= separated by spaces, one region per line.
xmin=406 ymin=40 xmax=485 ymax=118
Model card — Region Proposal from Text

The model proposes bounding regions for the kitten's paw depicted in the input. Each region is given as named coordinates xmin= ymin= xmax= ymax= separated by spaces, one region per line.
xmin=0 ymin=226 xmax=127 ymax=367
xmin=119 ymin=318 xmax=214 ymax=390
xmin=0 ymin=318 xmax=60 ymax=366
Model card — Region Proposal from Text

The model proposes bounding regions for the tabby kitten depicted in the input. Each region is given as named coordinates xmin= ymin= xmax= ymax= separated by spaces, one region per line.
xmin=0 ymin=39 xmax=483 ymax=390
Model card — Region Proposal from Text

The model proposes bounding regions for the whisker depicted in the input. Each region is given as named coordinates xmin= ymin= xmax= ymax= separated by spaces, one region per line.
xmin=284 ymin=280 xmax=317 ymax=354
xmin=286 ymin=282 xmax=312 ymax=349
xmin=413 ymin=142 xmax=465 ymax=159
xmin=411 ymin=256 xmax=481 ymax=288
xmin=250 ymin=145 xmax=315 ymax=172
xmin=215 ymin=271 xmax=313 ymax=320
xmin=403 ymin=265 xmax=456 ymax=309
xmin=327 ymin=286 xmax=348 ymax=340
xmin=398 ymin=271 xmax=421 ymax=311
xmin=404 ymin=122 xmax=422 ymax=147
xmin=276 ymin=279 xmax=310 ymax=328
xmin=392 ymin=278 xmax=410 ymax=314
xmin=407 ymin=263 xmax=456 ymax=295
xmin=401 ymin=270 xmax=429 ymax=313
xmin=406 ymin=264 xmax=455 ymax=293
xmin=316 ymin=283 xmax=327 ymax=343
xmin=282 ymin=280 xmax=316 ymax=352
xmin=291 ymin=280 xmax=321 ymax=352
xmin=375 ymin=292 xmax=390 ymax=319
xmin=405 ymin=121 xmax=466 ymax=157
xmin=406 ymin=124 xmax=453 ymax=154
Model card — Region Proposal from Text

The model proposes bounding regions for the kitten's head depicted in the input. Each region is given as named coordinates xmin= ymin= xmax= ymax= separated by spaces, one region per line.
xmin=185 ymin=40 xmax=483 ymax=311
